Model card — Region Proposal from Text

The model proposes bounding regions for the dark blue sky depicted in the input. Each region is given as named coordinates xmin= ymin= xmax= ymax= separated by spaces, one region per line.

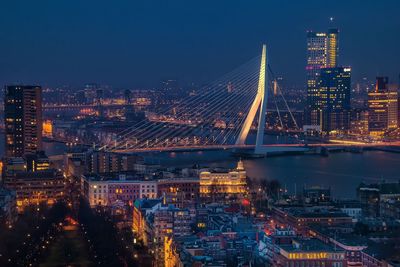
xmin=0 ymin=0 xmax=399 ymax=88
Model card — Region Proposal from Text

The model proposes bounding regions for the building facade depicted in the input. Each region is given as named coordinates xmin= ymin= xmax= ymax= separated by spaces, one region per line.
xmin=4 ymin=85 xmax=43 ymax=157
xmin=262 ymin=233 xmax=347 ymax=267
xmin=2 ymin=154 xmax=63 ymax=210
xmin=272 ymin=207 xmax=353 ymax=234
xmin=89 ymin=151 xmax=139 ymax=174
xmin=306 ymin=29 xmax=339 ymax=126
xmin=368 ymin=77 xmax=398 ymax=136
xmin=81 ymin=174 xmax=157 ymax=207
xmin=3 ymin=162 xmax=64 ymax=210
xmin=199 ymin=160 xmax=247 ymax=204
xmin=157 ymin=178 xmax=200 ymax=208
xmin=132 ymin=198 xmax=162 ymax=245
xmin=319 ymin=67 xmax=351 ymax=133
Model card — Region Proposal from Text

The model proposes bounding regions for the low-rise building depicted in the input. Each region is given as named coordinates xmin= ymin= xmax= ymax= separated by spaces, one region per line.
xmin=153 ymin=205 xmax=193 ymax=239
xmin=336 ymin=201 xmax=363 ymax=220
xmin=308 ymin=226 xmax=367 ymax=266
xmin=262 ymin=229 xmax=347 ymax=267
xmin=133 ymin=200 xmax=194 ymax=266
xmin=358 ymin=181 xmax=400 ymax=218
xmin=25 ymin=151 xmax=51 ymax=172
xmin=64 ymin=146 xmax=91 ymax=177
xmin=4 ymin=168 xmax=65 ymax=210
xmin=3 ymin=156 xmax=64 ymax=210
xmin=199 ymin=160 xmax=247 ymax=204
xmin=380 ymin=198 xmax=400 ymax=220
xmin=132 ymin=198 xmax=163 ymax=245
xmin=272 ymin=206 xmax=353 ymax=234
xmin=303 ymin=186 xmax=332 ymax=204
xmin=278 ymin=238 xmax=346 ymax=266
xmin=157 ymin=178 xmax=200 ymax=208
xmin=68 ymin=149 xmax=140 ymax=175
xmin=133 ymin=162 xmax=161 ymax=175
xmin=67 ymin=157 xmax=86 ymax=178
xmin=81 ymin=173 xmax=157 ymax=207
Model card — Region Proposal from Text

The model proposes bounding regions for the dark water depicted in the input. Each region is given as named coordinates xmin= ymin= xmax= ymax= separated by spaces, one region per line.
xmin=1 ymin=133 xmax=398 ymax=199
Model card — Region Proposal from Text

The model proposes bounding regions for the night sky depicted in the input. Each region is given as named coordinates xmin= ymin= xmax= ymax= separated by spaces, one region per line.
xmin=0 ymin=0 xmax=399 ymax=88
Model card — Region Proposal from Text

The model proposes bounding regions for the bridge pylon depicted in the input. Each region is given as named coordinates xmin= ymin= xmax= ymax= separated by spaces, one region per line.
xmin=235 ymin=44 xmax=268 ymax=154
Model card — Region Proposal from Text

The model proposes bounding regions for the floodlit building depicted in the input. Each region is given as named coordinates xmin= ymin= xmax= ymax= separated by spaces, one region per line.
xmin=368 ymin=77 xmax=398 ymax=136
xmin=42 ymin=120 xmax=53 ymax=137
xmin=199 ymin=160 xmax=247 ymax=204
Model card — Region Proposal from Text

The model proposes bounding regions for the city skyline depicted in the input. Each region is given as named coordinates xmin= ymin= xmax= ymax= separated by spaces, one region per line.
xmin=1 ymin=2 xmax=400 ymax=266
xmin=0 ymin=1 xmax=399 ymax=88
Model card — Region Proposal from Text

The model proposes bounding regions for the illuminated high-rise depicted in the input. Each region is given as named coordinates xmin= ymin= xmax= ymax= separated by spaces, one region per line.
xmin=306 ymin=29 xmax=339 ymax=127
xmin=319 ymin=67 xmax=351 ymax=133
xmin=4 ymin=85 xmax=43 ymax=157
xmin=368 ymin=77 xmax=398 ymax=135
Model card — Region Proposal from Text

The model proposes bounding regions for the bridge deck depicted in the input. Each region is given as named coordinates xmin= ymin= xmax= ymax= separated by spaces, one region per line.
xmin=110 ymin=141 xmax=400 ymax=154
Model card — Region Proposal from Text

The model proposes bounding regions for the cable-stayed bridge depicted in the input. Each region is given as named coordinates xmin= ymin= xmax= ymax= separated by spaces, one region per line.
xmin=98 ymin=45 xmax=309 ymax=154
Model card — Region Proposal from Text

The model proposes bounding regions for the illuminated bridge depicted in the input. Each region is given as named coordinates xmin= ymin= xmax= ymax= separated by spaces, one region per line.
xmin=98 ymin=45 xmax=400 ymax=155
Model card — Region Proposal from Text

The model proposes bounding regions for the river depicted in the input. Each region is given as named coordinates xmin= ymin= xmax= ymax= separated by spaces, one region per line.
xmin=1 ymin=133 xmax=399 ymax=199
xmin=146 ymin=149 xmax=400 ymax=199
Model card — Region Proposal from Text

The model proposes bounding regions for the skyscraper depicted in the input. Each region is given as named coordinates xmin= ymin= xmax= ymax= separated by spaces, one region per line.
xmin=319 ymin=67 xmax=351 ymax=133
xmin=306 ymin=29 xmax=339 ymax=127
xmin=4 ymin=85 xmax=43 ymax=157
xmin=124 ymin=89 xmax=132 ymax=104
xmin=368 ymin=77 xmax=398 ymax=135
xmin=84 ymin=83 xmax=98 ymax=104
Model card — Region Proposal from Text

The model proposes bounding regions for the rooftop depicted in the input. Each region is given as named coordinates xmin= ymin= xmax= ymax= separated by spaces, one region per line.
xmin=14 ymin=169 xmax=62 ymax=179
xmin=280 ymin=238 xmax=344 ymax=253
xmin=283 ymin=207 xmax=350 ymax=219
xmin=82 ymin=172 xmax=144 ymax=182
xmin=157 ymin=177 xmax=199 ymax=183
xmin=311 ymin=225 xmax=369 ymax=247
xmin=133 ymin=198 xmax=162 ymax=209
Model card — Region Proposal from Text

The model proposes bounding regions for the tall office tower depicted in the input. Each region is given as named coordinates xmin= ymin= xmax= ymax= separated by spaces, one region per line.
xmin=306 ymin=29 xmax=339 ymax=127
xmin=84 ymin=83 xmax=98 ymax=103
xmin=368 ymin=77 xmax=398 ymax=136
xmin=319 ymin=67 xmax=351 ymax=133
xmin=4 ymin=85 xmax=43 ymax=157
xmin=124 ymin=89 xmax=132 ymax=104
